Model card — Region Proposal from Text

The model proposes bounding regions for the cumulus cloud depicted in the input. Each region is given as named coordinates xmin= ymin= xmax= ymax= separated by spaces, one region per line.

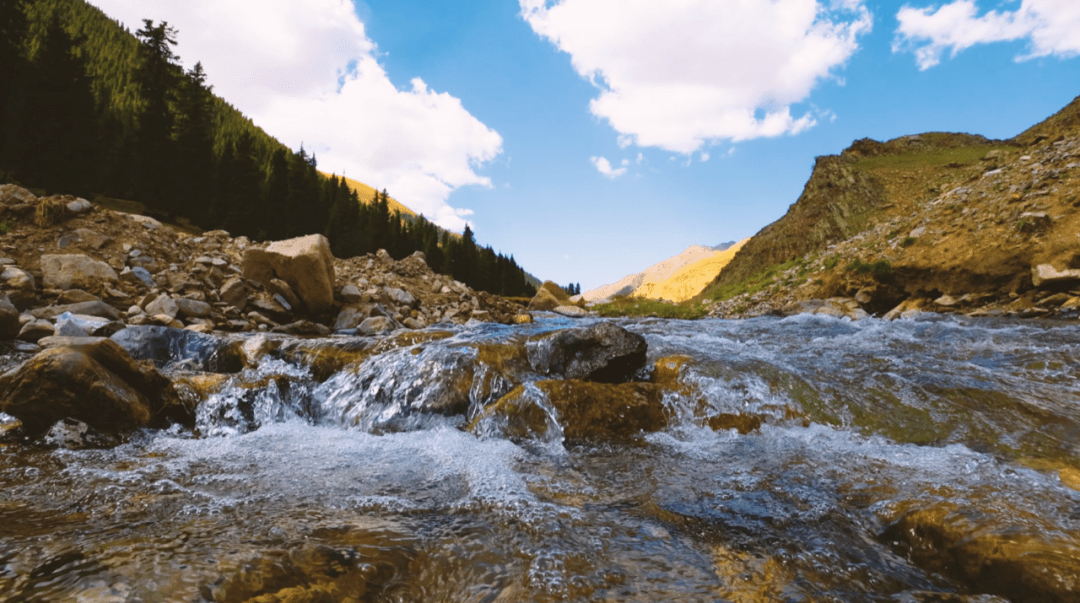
xmin=894 ymin=0 xmax=1080 ymax=70
xmin=91 ymin=0 xmax=501 ymax=231
xmin=590 ymin=156 xmax=627 ymax=178
xmin=520 ymin=0 xmax=872 ymax=154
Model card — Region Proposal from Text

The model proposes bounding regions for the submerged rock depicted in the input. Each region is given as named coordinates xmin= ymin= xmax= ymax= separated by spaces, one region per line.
xmin=473 ymin=379 xmax=668 ymax=440
xmin=526 ymin=322 xmax=647 ymax=383
xmin=0 ymin=339 xmax=186 ymax=437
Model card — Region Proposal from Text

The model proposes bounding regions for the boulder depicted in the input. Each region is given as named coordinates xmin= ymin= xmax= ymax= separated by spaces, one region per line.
xmin=386 ymin=287 xmax=416 ymax=308
xmin=553 ymin=305 xmax=588 ymax=318
xmin=1031 ymin=264 xmax=1080 ymax=288
xmin=55 ymin=312 xmax=122 ymax=337
xmin=884 ymin=298 xmax=930 ymax=320
xmin=40 ymin=254 xmax=119 ymax=291
xmin=242 ymin=234 xmax=335 ymax=314
xmin=339 ymin=284 xmax=362 ymax=303
xmin=526 ymin=322 xmax=647 ymax=383
xmin=110 ymin=326 xmax=244 ymax=373
xmin=471 ymin=380 xmax=667 ymax=440
xmin=0 ymin=339 xmax=186 ymax=437
xmin=0 ymin=184 xmax=36 ymax=205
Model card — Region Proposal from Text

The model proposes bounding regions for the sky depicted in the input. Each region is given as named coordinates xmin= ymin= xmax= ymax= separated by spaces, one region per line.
xmin=90 ymin=0 xmax=1080 ymax=291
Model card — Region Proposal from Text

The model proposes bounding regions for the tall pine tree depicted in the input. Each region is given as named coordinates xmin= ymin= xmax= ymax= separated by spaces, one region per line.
xmin=133 ymin=19 xmax=179 ymax=216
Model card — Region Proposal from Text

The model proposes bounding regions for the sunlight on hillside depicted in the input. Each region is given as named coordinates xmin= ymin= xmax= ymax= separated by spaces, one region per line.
xmin=327 ymin=173 xmax=417 ymax=217
xmin=634 ymin=239 xmax=748 ymax=302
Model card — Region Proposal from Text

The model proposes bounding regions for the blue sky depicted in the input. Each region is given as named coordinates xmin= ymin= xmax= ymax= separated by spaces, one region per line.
xmin=93 ymin=0 xmax=1080 ymax=291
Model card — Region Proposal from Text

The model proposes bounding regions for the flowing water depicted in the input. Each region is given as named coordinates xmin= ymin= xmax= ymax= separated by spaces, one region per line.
xmin=2 ymin=315 xmax=1080 ymax=602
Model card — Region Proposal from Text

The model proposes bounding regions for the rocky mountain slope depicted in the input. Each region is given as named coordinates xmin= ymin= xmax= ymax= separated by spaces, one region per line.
xmin=703 ymin=94 xmax=1080 ymax=320
xmin=584 ymin=242 xmax=737 ymax=302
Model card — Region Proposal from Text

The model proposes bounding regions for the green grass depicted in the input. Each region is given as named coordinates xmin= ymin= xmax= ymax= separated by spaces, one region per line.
xmin=900 ymin=237 xmax=916 ymax=247
xmin=852 ymin=145 xmax=1004 ymax=172
xmin=593 ymin=297 xmax=710 ymax=320
xmin=847 ymin=258 xmax=893 ymax=278
xmin=703 ymin=258 xmax=805 ymax=303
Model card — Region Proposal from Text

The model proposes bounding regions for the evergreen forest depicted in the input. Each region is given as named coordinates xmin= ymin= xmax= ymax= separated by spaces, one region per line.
xmin=0 ymin=0 xmax=536 ymax=298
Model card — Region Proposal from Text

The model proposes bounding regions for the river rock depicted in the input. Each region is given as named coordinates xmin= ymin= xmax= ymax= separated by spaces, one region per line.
xmin=359 ymin=316 xmax=395 ymax=336
xmin=35 ymin=300 xmax=121 ymax=321
xmin=40 ymin=254 xmax=119 ymax=291
xmin=18 ymin=319 xmax=54 ymax=342
xmin=55 ymin=312 xmax=122 ymax=337
xmin=473 ymin=379 xmax=667 ymax=440
xmin=1 ymin=266 xmax=35 ymax=292
xmin=553 ymin=305 xmax=588 ymax=318
xmin=0 ymin=339 xmax=186 ymax=437
xmin=145 ymin=293 xmax=179 ymax=319
xmin=334 ymin=304 xmax=370 ymax=331
xmin=175 ymin=298 xmax=212 ymax=319
xmin=110 ymin=325 xmax=244 ymax=373
xmin=884 ymin=298 xmax=930 ymax=320
xmin=243 ymin=234 xmax=335 ymax=314
xmin=269 ymin=278 xmax=301 ymax=310
xmin=526 ymin=322 xmax=647 ymax=383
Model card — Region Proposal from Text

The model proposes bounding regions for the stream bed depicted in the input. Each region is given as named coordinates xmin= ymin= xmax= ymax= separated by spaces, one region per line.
xmin=2 ymin=314 xmax=1079 ymax=602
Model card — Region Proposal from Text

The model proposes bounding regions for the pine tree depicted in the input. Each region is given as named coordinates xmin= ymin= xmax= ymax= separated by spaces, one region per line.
xmin=263 ymin=148 xmax=289 ymax=239
xmin=0 ymin=0 xmax=27 ymax=176
xmin=133 ymin=19 xmax=179 ymax=216
xmin=175 ymin=61 xmax=215 ymax=226
xmin=16 ymin=14 xmax=97 ymax=195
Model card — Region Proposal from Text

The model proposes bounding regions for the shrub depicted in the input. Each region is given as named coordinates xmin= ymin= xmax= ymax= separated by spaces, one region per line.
xmin=900 ymin=237 xmax=916 ymax=247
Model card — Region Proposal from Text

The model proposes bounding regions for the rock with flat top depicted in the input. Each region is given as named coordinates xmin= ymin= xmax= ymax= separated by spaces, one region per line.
xmin=242 ymin=234 xmax=335 ymax=314
xmin=1031 ymin=264 xmax=1080 ymax=288
xmin=40 ymin=254 xmax=119 ymax=291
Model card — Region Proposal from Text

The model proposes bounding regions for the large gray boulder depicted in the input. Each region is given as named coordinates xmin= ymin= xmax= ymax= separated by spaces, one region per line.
xmin=242 ymin=234 xmax=335 ymax=314
xmin=526 ymin=322 xmax=647 ymax=383
xmin=40 ymin=254 xmax=119 ymax=291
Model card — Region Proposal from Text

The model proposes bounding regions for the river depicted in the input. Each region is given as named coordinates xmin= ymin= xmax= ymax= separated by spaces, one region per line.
xmin=2 ymin=314 xmax=1079 ymax=602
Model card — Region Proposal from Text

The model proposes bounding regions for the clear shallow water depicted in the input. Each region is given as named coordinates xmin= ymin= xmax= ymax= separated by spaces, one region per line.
xmin=2 ymin=315 xmax=1079 ymax=602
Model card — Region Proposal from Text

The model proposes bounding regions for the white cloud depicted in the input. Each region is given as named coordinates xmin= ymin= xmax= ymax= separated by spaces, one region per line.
xmin=520 ymin=0 xmax=872 ymax=154
xmin=590 ymin=156 xmax=627 ymax=178
xmin=894 ymin=0 xmax=1080 ymax=69
xmin=90 ymin=0 xmax=501 ymax=231
xmin=700 ymin=152 xmax=710 ymax=162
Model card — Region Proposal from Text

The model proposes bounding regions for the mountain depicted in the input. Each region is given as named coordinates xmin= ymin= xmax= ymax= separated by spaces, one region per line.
xmin=634 ymin=239 xmax=747 ymax=302
xmin=583 ymin=241 xmax=739 ymax=302
xmin=702 ymin=94 xmax=1080 ymax=319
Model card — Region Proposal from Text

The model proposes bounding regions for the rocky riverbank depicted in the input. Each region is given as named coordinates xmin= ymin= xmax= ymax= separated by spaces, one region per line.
xmin=0 ymin=184 xmax=530 ymax=348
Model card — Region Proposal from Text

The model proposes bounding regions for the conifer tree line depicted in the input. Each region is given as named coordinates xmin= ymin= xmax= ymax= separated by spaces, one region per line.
xmin=0 ymin=0 xmax=536 ymax=298
xmin=562 ymin=283 xmax=581 ymax=296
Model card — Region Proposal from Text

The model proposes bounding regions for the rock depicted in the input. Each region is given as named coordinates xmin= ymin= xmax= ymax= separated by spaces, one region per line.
xmin=386 ymin=287 xmax=416 ymax=308
xmin=144 ymin=293 xmax=179 ymax=320
xmin=66 ymin=198 xmax=92 ymax=214
xmin=527 ymin=280 xmax=572 ymax=311
xmin=121 ymin=266 xmax=155 ymax=288
xmin=1031 ymin=264 xmax=1080 ymax=288
xmin=128 ymin=255 xmax=161 ymax=273
xmin=72 ymin=228 xmax=111 ymax=250
xmin=526 ymin=322 xmax=648 ymax=383
xmin=781 ymin=298 xmax=867 ymax=320
xmin=110 ymin=326 xmax=243 ymax=373
xmin=126 ymin=214 xmax=161 ymax=229
xmin=0 ymin=184 xmax=36 ymax=205
xmin=934 ymin=294 xmax=959 ymax=307
xmin=553 ymin=305 xmax=588 ymax=318
xmin=57 ymin=289 xmax=98 ymax=304
xmin=472 ymin=380 xmax=667 ymax=440
xmin=18 ymin=319 xmax=54 ymax=342
xmin=269 ymin=278 xmax=300 ymax=310
xmin=0 ymin=298 xmax=19 ymax=339
xmin=1 ymin=266 xmax=35 ymax=291
xmin=175 ymin=298 xmax=212 ymax=319
xmin=247 ymin=311 xmax=277 ymax=327
xmin=339 ymin=284 xmax=362 ymax=303
xmin=334 ymin=304 xmax=370 ymax=331
xmin=884 ymin=298 xmax=930 ymax=320
xmin=40 ymin=254 xmax=119 ymax=291
xmin=909 ymin=226 xmax=927 ymax=238
xmin=220 ymin=277 xmax=248 ymax=310
xmin=242 ymin=234 xmax=335 ymax=314
xmin=55 ymin=313 xmax=123 ymax=337
xmin=358 ymin=316 xmax=395 ymax=336
xmin=0 ymin=338 xmax=186 ymax=437
xmin=35 ymin=300 xmax=121 ymax=321
xmin=42 ymin=417 xmax=121 ymax=449
xmin=512 ymin=312 xmax=534 ymax=324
